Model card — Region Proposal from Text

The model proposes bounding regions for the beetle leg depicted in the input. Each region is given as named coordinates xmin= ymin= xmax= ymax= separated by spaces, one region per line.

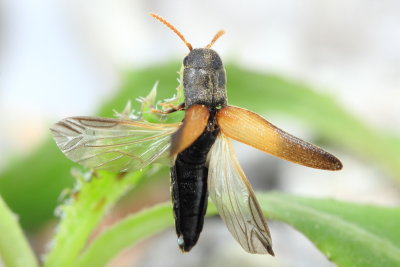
xmin=152 ymin=103 xmax=185 ymax=114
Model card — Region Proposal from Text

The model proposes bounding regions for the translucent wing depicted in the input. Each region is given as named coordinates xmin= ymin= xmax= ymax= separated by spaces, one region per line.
xmin=208 ymin=133 xmax=274 ymax=255
xmin=51 ymin=116 xmax=179 ymax=172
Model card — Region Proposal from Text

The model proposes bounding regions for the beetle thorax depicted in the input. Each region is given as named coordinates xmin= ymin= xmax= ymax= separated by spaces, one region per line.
xmin=182 ymin=48 xmax=227 ymax=109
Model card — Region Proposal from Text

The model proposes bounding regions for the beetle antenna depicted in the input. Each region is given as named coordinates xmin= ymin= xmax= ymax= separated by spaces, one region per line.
xmin=205 ymin=30 xmax=225 ymax=48
xmin=149 ymin=13 xmax=193 ymax=51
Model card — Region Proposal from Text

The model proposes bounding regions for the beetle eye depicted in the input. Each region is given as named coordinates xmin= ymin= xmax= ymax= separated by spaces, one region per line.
xmin=183 ymin=56 xmax=189 ymax=66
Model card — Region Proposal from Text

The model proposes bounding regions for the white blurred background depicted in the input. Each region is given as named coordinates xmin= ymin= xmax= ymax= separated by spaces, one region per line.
xmin=0 ymin=1 xmax=399 ymax=266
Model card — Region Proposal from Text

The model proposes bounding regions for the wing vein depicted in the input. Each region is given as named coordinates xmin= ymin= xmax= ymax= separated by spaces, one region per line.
xmin=51 ymin=117 xmax=178 ymax=172
xmin=208 ymin=134 xmax=274 ymax=255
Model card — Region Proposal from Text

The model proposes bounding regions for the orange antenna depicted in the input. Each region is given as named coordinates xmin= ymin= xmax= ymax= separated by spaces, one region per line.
xmin=149 ymin=13 xmax=193 ymax=51
xmin=205 ymin=30 xmax=225 ymax=48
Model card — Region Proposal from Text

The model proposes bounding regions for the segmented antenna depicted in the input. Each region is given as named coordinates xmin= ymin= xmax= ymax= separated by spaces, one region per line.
xmin=205 ymin=30 xmax=225 ymax=48
xmin=149 ymin=13 xmax=193 ymax=51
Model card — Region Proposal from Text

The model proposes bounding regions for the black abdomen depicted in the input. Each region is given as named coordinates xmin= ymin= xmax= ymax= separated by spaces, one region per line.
xmin=170 ymin=127 xmax=219 ymax=252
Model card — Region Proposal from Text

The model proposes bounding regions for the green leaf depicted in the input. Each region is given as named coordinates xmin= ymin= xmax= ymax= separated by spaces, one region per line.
xmin=260 ymin=193 xmax=400 ymax=267
xmin=75 ymin=193 xmax=400 ymax=267
xmin=0 ymin=195 xmax=38 ymax=267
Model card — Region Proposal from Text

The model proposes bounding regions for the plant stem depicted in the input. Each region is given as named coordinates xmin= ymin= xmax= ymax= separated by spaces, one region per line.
xmin=75 ymin=202 xmax=218 ymax=267
xmin=0 ymin=196 xmax=38 ymax=267
xmin=74 ymin=204 xmax=173 ymax=267
xmin=43 ymin=169 xmax=148 ymax=267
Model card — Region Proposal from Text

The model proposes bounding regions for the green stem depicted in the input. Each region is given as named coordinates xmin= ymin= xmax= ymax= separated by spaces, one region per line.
xmin=44 ymin=169 xmax=148 ymax=267
xmin=75 ymin=202 xmax=218 ymax=267
xmin=74 ymin=204 xmax=173 ymax=267
xmin=0 ymin=196 xmax=38 ymax=267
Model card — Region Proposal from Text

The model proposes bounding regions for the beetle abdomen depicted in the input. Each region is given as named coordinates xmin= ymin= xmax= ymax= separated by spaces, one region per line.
xmin=170 ymin=127 xmax=219 ymax=252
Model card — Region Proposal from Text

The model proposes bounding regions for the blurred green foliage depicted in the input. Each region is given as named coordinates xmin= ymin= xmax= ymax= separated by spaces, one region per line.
xmin=0 ymin=61 xmax=399 ymax=233
xmin=63 ymin=189 xmax=400 ymax=267
xmin=261 ymin=193 xmax=400 ymax=267
xmin=2 ymin=167 xmax=399 ymax=267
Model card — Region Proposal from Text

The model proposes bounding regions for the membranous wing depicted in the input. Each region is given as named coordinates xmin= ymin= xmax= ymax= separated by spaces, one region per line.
xmin=208 ymin=133 xmax=274 ymax=255
xmin=51 ymin=116 xmax=179 ymax=172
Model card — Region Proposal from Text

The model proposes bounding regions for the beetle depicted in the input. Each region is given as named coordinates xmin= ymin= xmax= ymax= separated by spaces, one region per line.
xmin=51 ymin=13 xmax=342 ymax=256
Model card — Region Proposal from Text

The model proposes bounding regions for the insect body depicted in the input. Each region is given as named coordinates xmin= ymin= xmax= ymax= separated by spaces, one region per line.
xmin=171 ymin=47 xmax=226 ymax=251
xmin=51 ymin=13 xmax=342 ymax=256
